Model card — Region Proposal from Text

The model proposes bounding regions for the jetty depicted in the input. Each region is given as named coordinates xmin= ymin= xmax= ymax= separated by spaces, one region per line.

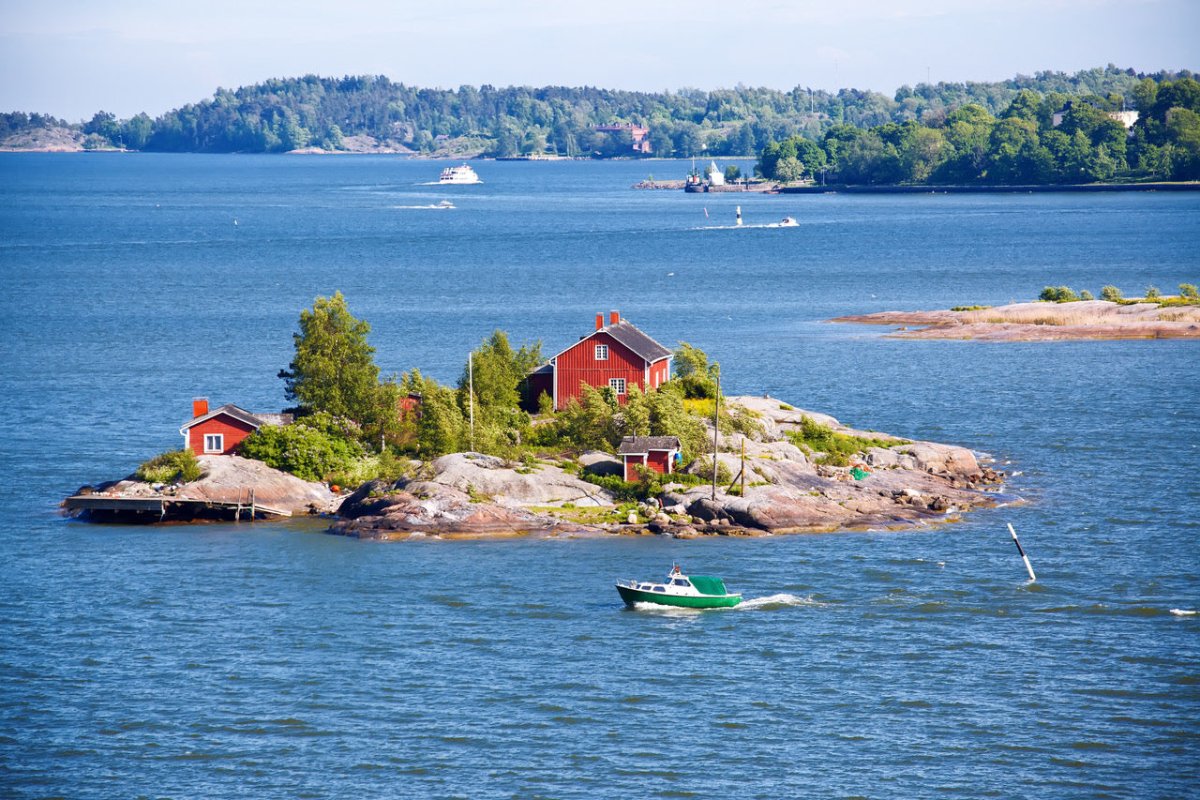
xmin=64 ymin=491 xmax=291 ymax=523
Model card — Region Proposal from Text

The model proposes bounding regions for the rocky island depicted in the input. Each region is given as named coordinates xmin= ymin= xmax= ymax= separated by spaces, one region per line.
xmin=65 ymin=298 xmax=1012 ymax=538
xmin=835 ymin=297 xmax=1200 ymax=341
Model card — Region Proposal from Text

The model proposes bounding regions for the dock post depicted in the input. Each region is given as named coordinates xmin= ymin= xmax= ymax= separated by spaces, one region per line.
xmin=250 ymin=489 xmax=256 ymax=522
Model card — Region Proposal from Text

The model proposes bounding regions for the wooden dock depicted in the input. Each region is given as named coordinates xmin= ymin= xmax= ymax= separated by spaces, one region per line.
xmin=63 ymin=492 xmax=292 ymax=523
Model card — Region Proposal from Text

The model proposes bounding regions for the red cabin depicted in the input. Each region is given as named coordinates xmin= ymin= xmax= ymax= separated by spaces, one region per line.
xmin=618 ymin=436 xmax=682 ymax=482
xmin=526 ymin=310 xmax=672 ymax=411
xmin=178 ymin=398 xmax=293 ymax=455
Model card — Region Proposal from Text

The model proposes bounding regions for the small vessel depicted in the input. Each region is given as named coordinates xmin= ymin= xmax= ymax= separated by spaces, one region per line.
xmin=435 ymin=199 xmax=455 ymax=209
xmin=616 ymin=565 xmax=742 ymax=609
xmin=779 ymin=216 xmax=798 ymax=227
xmin=438 ymin=164 xmax=481 ymax=185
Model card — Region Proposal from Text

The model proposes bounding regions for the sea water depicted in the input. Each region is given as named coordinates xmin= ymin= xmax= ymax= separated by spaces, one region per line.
xmin=1 ymin=155 xmax=1198 ymax=798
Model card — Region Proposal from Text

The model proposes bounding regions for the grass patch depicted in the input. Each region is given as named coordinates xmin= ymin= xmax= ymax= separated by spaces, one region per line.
xmin=951 ymin=305 xmax=991 ymax=312
xmin=785 ymin=416 xmax=903 ymax=467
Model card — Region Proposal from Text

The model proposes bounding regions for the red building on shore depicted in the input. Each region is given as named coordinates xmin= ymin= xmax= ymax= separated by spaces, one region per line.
xmin=526 ymin=311 xmax=672 ymax=411
xmin=178 ymin=398 xmax=293 ymax=455
xmin=618 ymin=436 xmax=682 ymax=481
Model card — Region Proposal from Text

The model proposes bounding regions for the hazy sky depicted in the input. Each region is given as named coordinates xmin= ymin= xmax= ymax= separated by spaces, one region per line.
xmin=1 ymin=0 xmax=1196 ymax=121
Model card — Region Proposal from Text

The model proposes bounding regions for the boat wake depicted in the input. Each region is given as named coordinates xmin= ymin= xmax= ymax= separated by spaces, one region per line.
xmin=737 ymin=593 xmax=822 ymax=610
xmin=393 ymin=203 xmax=455 ymax=210
xmin=1170 ymin=608 xmax=1197 ymax=617
xmin=693 ymin=222 xmax=799 ymax=231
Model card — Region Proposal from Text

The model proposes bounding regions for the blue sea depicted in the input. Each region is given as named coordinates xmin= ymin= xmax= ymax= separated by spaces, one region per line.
xmin=1 ymin=154 xmax=1198 ymax=798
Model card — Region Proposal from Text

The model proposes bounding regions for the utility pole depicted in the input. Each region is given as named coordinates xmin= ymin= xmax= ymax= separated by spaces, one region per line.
xmin=711 ymin=367 xmax=720 ymax=501
xmin=468 ymin=351 xmax=475 ymax=451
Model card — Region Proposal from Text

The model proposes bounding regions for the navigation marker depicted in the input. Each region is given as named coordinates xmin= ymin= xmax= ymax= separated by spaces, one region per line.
xmin=1007 ymin=523 xmax=1036 ymax=582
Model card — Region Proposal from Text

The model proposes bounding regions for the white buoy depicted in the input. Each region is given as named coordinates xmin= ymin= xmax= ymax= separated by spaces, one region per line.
xmin=735 ymin=205 xmax=742 ymax=226
xmin=1007 ymin=523 xmax=1036 ymax=581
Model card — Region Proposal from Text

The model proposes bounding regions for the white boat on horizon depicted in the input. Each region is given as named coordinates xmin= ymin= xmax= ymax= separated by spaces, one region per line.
xmin=438 ymin=164 xmax=482 ymax=185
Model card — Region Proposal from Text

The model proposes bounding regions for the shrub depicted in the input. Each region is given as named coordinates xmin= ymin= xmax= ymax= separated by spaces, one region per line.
xmin=1180 ymin=283 xmax=1199 ymax=301
xmin=1100 ymin=285 xmax=1123 ymax=302
xmin=1079 ymin=290 xmax=1094 ymax=301
xmin=951 ymin=305 xmax=991 ymax=312
xmin=692 ymin=456 xmax=733 ymax=485
xmin=238 ymin=422 xmax=364 ymax=482
xmin=136 ymin=448 xmax=202 ymax=484
xmin=1144 ymin=285 xmax=1161 ymax=301
xmin=1039 ymin=286 xmax=1079 ymax=303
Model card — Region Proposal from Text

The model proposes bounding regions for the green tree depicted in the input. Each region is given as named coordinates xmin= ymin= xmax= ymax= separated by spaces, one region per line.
xmin=673 ymin=342 xmax=718 ymax=398
xmin=402 ymin=371 xmax=466 ymax=456
xmin=279 ymin=292 xmax=380 ymax=423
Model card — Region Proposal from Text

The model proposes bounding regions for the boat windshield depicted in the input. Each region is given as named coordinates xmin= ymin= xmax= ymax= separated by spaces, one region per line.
xmin=671 ymin=578 xmax=691 ymax=587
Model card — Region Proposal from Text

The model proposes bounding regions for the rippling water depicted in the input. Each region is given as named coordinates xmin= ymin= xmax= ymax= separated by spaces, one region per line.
xmin=1 ymin=155 xmax=1198 ymax=797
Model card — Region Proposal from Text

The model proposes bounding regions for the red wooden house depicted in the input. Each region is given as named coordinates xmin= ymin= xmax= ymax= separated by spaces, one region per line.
xmin=178 ymin=398 xmax=293 ymax=455
xmin=526 ymin=310 xmax=672 ymax=411
xmin=618 ymin=436 xmax=682 ymax=481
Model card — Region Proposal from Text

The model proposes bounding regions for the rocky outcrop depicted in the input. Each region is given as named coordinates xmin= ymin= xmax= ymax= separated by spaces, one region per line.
xmin=833 ymin=300 xmax=1200 ymax=340
xmin=331 ymin=397 xmax=1012 ymax=539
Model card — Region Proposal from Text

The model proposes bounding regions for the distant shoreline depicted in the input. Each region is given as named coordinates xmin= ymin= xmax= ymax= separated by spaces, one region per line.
xmin=783 ymin=181 xmax=1200 ymax=194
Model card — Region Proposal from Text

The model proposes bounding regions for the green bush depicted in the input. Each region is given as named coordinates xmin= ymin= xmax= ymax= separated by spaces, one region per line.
xmin=1100 ymin=285 xmax=1123 ymax=302
xmin=136 ymin=448 xmax=202 ymax=484
xmin=1079 ymin=290 xmax=1094 ymax=301
xmin=1039 ymin=286 xmax=1080 ymax=303
xmin=692 ymin=456 xmax=733 ymax=485
xmin=1144 ymin=285 xmax=1161 ymax=301
xmin=1180 ymin=283 xmax=1199 ymax=301
xmin=238 ymin=421 xmax=364 ymax=482
xmin=786 ymin=416 xmax=900 ymax=467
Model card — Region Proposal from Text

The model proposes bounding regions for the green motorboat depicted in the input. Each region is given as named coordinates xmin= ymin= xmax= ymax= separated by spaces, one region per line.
xmin=616 ymin=565 xmax=742 ymax=609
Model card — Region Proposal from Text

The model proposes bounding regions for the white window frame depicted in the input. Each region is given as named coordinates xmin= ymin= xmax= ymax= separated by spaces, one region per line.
xmin=609 ymin=378 xmax=626 ymax=395
xmin=595 ymin=344 xmax=609 ymax=361
xmin=203 ymin=433 xmax=224 ymax=454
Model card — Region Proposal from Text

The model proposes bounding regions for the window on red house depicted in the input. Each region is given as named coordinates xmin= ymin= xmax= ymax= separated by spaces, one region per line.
xmin=595 ymin=344 xmax=608 ymax=361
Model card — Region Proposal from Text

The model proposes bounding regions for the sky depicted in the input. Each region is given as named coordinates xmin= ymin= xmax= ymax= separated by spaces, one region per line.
xmin=1 ymin=0 xmax=1196 ymax=121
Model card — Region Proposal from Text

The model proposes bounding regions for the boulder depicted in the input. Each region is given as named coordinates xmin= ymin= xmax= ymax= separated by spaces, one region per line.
xmin=427 ymin=452 xmax=614 ymax=507
xmin=579 ymin=450 xmax=623 ymax=477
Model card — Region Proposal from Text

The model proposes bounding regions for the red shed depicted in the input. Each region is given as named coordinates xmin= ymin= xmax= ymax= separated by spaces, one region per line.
xmin=527 ymin=310 xmax=672 ymax=411
xmin=178 ymin=398 xmax=293 ymax=455
xmin=618 ymin=436 xmax=682 ymax=482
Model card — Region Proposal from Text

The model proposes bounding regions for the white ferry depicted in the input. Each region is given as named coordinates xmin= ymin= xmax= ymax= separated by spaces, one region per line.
xmin=438 ymin=164 xmax=482 ymax=185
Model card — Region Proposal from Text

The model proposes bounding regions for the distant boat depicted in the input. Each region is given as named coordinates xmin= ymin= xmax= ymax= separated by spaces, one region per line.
xmin=779 ymin=216 xmax=798 ymax=227
xmin=616 ymin=565 xmax=742 ymax=609
xmin=435 ymin=199 xmax=455 ymax=209
xmin=438 ymin=164 xmax=482 ymax=185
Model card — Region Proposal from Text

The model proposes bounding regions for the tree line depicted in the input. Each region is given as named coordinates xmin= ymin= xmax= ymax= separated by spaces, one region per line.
xmin=3 ymin=65 xmax=1192 ymax=158
xmin=756 ymin=77 xmax=1200 ymax=184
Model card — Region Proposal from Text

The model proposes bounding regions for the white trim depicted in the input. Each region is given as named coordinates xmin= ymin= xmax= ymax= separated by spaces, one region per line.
xmin=551 ymin=357 xmax=558 ymax=411
xmin=609 ymin=377 xmax=627 ymax=395
xmin=595 ymin=343 xmax=609 ymax=361
xmin=203 ymin=433 xmax=224 ymax=454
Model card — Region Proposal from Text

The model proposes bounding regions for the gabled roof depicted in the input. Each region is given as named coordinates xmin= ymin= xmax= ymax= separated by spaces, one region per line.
xmin=547 ymin=319 xmax=672 ymax=366
xmin=603 ymin=321 xmax=672 ymax=363
xmin=180 ymin=403 xmax=286 ymax=433
xmin=618 ymin=435 xmax=682 ymax=455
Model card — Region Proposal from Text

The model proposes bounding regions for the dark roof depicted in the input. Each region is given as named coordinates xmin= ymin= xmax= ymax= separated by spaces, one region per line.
xmin=529 ymin=363 xmax=554 ymax=375
xmin=602 ymin=320 xmax=672 ymax=364
xmin=180 ymin=404 xmax=291 ymax=432
xmin=618 ymin=435 xmax=681 ymax=455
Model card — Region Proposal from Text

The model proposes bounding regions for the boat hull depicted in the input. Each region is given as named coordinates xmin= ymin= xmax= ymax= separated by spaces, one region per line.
xmin=616 ymin=584 xmax=742 ymax=609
